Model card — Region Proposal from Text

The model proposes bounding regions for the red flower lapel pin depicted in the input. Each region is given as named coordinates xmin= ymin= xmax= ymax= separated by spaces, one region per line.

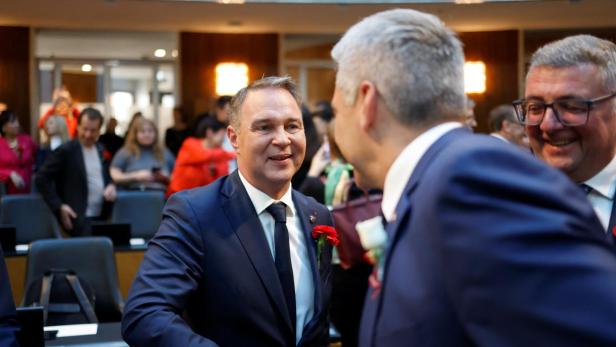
xmin=312 ymin=225 xmax=339 ymax=267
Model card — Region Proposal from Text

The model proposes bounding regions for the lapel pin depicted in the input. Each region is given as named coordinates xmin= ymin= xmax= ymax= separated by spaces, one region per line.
xmin=309 ymin=212 xmax=317 ymax=224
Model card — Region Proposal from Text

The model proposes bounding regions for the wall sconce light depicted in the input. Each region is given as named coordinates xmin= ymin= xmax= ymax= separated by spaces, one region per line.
xmin=216 ymin=62 xmax=249 ymax=96
xmin=464 ymin=61 xmax=486 ymax=94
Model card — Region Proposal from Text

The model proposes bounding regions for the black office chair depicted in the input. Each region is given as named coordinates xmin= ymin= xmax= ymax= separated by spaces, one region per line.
xmin=111 ymin=191 xmax=165 ymax=239
xmin=0 ymin=194 xmax=61 ymax=244
xmin=22 ymin=237 xmax=124 ymax=322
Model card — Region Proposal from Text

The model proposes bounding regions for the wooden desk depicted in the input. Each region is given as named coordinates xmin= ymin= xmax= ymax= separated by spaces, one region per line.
xmin=5 ymin=247 xmax=145 ymax=305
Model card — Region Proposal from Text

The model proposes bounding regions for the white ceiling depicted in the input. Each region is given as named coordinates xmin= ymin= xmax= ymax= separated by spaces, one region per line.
xmin=1 ymin=0 xmax=615 ymax=34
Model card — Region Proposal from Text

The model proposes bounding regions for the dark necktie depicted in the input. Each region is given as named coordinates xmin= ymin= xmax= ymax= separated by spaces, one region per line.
xmin=266 ymin=202 xmax=296 ymax=330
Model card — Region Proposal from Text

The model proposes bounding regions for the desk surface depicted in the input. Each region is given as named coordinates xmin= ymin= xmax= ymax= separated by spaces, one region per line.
xmin=46 ymin=322 xmax=127 ymax=347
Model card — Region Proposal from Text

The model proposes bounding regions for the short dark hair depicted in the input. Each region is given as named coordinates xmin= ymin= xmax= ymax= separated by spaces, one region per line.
xmin=488 ymin=104 xmax=517 ymax=132
xmin=78 ymin=107 xmax=104 ymax=128
xmin=0 ymin=110 xmax=17 ymax=136
xmin=216 ymin=95 xmax=233 ymax=109
xmin=311 ymin=101 xmax=334 ymax=122
xmin=194 ymin=117 xmax=227 ymax=139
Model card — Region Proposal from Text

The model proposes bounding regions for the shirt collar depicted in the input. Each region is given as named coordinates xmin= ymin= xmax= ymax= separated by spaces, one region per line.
xmin=584 ymin=154 xmax=616 ymax=200
xmin=382 ymin=122 xmax=462 ymax=222
xmin=238 ymin=170 xmax=296 ymax=216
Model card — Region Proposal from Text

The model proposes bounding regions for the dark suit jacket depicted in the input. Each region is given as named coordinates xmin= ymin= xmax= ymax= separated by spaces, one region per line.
xmin=122 ymin=171 xmax=333 ymax=347
xmin=35 ymin=139 xmax=112 ymax=235
xmin=0 ymin=248 xmax=19 ymax=347
xmin=360 ymin=128 xmax=616 ymax=347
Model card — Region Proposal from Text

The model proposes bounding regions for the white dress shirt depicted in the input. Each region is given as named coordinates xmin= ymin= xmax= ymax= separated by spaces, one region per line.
xmin=382 ymin=122 xmax=462 ymax=223
xmin=584 ymin=154 xmax=616 ymax=232
xmin=81 ymin=144 xmax=104 ymax=217
xmin=238 ymin=172 xmax=314 ymax=344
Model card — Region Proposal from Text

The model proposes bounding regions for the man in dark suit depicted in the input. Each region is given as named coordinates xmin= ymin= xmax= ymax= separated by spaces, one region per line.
xmin=122 ymin=76 xmax=334 ymax=347
xmin=36 ymin=107 xmax=116 ymax=235
xmin=0 ymin=248 xmax=19 ymax=346
xmin=517 ymin=35 xmax=616 ymax=241
xmin=330 ymin=9 xmax=616 ymax=346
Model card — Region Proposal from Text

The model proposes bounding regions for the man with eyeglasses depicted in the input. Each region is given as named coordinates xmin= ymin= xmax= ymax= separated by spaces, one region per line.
xmin=515 ymin=35 xmax=616 ymax=238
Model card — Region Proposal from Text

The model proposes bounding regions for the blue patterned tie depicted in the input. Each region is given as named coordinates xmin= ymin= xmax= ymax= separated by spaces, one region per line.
xmin=266 ymin=202 xmax=296 ymax=330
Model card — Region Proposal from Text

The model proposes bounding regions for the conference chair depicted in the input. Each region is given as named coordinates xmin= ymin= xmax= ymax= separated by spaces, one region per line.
xmin=110 ymin=191 xmax=165 ymax=240
xmin=22 ymin=237 xmax=124 ymax=323
xmin=0 ymin=194 xmax=61 ymax=245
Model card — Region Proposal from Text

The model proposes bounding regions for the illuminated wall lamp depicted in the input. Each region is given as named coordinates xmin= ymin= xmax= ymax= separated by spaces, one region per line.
xmin=216 ymin=62 xmax=249 ymax=96
xmin=464 ymin=61 xmax=486 ymax=94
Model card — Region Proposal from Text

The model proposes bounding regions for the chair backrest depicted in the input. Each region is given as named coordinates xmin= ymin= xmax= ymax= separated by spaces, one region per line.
xmin=111 ymin=191 xmax=165 ymax=239
xmin=0 ymin=194 xmax=61 ymax=244
xmin=23 ymin=237 xmax=124 ymax=323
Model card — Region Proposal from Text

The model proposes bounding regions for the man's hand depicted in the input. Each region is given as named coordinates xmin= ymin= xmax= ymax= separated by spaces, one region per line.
xmin=104 ymin=184 xmax=117 ymax=202
xmin=59 ymin=204 xmax=77 ymax=230
xmin=9 ymin=171 xmax=25 ymax=189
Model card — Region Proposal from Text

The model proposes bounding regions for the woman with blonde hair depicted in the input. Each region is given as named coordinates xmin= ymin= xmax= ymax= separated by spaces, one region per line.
xmin=35 ymin=115 xmax=70 ymax=171
xmin=110 ymin=118 xmax=174 ymax=191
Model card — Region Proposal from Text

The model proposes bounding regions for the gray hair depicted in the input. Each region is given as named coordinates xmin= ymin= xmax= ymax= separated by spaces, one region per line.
xmin=331 ymin=9 xmax=466 ymax=127
xmin=528 ymin=35 xmax=616 ymax=92
xmin=488 ymin=104 xmax=517 ymax=132
xmin=229 ymin=76 xmax=302 ymax=128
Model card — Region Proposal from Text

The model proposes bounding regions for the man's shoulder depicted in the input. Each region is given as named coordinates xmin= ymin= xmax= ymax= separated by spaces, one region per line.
xmin=169 ymin=176 xmax=229 ymax=209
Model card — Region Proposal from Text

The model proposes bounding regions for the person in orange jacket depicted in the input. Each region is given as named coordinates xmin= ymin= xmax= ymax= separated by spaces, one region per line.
xmin=167 ymin=117 xmax=235 ymax=197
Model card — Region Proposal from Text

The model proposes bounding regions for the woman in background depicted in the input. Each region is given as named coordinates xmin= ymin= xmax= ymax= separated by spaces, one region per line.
xmin=0 ymin=110 xmax=36 ymax=194
xmin=110 ymin=118 xmax=174 ymax=192
xmin=167 ymin=117 xmax=235 ymax=197
xmin=38 ymin=93 xmax=79 ymax=138
xmin=36 ymin=115 xmax=70 ymax=171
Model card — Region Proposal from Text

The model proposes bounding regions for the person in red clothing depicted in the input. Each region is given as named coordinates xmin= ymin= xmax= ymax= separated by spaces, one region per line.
xmin=38 ymin=94 xmax=80 ymax=139
xmin=0 ymin=110 xmax=36 ymax=194
xmin=167 ymin=117 xmax=235 ymax=197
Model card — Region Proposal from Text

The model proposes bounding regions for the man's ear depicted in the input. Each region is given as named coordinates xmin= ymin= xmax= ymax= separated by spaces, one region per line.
xmin=357 ymin=80 xmax=378 ymax=132
xmin=227 ymin=125 xmax=240 ymax=152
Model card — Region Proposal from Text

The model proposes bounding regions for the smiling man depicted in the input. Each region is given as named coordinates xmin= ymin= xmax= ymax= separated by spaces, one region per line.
xmin=123 ymin=76 xmax=334 ymax=347
xmin=519 ymin=35 xmax=616 ymax=236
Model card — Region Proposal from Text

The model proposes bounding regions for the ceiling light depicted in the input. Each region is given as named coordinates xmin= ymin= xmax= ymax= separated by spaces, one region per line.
xmin=81 ymin=64 xmax=93 ymax=72
xmin=216 ymin=62 xmax=249 ymax=96
xmin=154 ymin=49 xmax=167 ymax=58
xmin=464 ymin=61 xmax=486 ymax=94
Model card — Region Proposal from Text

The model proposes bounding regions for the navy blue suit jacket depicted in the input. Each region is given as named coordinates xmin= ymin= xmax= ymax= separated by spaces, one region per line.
xmin=360 ymin=128 xmax=616 ymax=347
xmin=122 ymin=171 xmax=333 ymax=347
xmin=0 ymin=248 xmax=19 ymax=347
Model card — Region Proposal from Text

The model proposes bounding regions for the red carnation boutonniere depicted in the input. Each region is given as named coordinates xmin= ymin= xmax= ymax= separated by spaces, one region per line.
xmin=102 ymin=149 xmax=112 ymax=162
xmin=312 ymin=225 xmax=339 ymax=267
xmin=613 ymin=226 xmax=616 ymax=238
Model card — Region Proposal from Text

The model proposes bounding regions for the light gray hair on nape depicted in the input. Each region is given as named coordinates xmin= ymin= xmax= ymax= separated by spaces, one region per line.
xmin=331 ymin=8 xmax=466 ymax=127
xmin=229 ymin=75 xmax=302 ymax=128
xmin=529 ymin=34 xmax=616 ymax=93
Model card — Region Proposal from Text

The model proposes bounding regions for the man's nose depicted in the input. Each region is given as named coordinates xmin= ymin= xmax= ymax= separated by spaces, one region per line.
xmin=539 ymin=106 xmax=565 ymax=132
xmin=272 ymin=127 xmax=291 ymax=146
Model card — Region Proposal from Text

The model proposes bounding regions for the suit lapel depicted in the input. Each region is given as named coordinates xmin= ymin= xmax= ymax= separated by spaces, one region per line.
xmin=73 ymin=141 xmax=87 ymax=181
xmin=382 ymin=128 xmax=468 ymax=275
xmin=292 ymin=192 xmax=323 ymax=336
xmin=220 ymin=172 xmax=295 ymax=335
xmin=365 ymin=128 xmax=468 ymax=345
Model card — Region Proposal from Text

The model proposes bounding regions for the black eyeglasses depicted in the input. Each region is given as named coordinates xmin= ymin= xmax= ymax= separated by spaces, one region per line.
xmin=512 ymin=92 xmax=616 ymax=126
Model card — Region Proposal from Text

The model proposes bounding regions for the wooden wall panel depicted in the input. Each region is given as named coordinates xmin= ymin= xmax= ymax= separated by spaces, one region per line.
xmin=180 ymin=32 xmax=279 ymax=119
xmin=62 ymin=72 xmax=98 ymax=103
xmin=0 ymin=26 xmax=30 ymax=131
xmin=459 ymin=30 xmax=519 ymax=134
